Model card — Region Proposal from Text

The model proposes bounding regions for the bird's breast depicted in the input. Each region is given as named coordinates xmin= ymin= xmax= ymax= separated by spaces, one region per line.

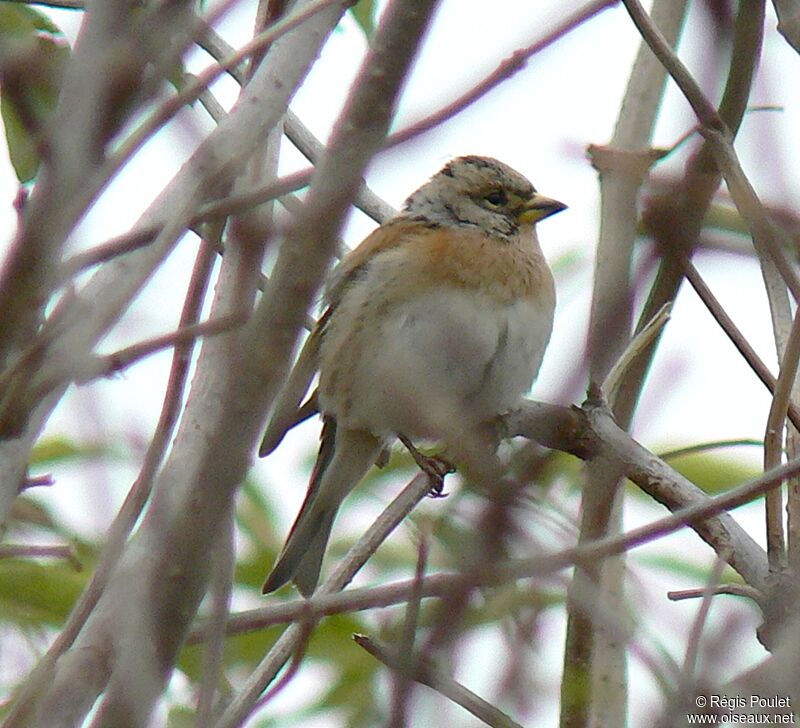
xmin=319 ymin=285 xmax=554 ymax=439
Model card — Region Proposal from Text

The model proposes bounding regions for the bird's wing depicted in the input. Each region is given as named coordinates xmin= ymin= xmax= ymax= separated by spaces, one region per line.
xmin=258 ymin=309 xmax=329 ymax=457
xmin=259 ymin=217 xmax=427 ymax=458
xmin=324 ymin=216 xmax=428 ymax=307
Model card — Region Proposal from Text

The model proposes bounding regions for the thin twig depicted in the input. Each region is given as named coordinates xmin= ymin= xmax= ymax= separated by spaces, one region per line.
xmin=2 ymin=0 xmax=84 ymax=7
xmin=0 ymin=196 xmax=201 ymax=438
xmin=214 ymin=472 xmax=437 ymax=728
xmin=191 ymin=399 xmax=778 ymax=651
xmin=253 ymin=621 xmax=314 ymax=710
xmin=658 ymin=439 xmax=764 ymax=460
xmin=20 ymin=473 xmax=55 ymax=490
xmin=77 ymin=312 xmax=248 ymax=383
xmin=679 ymin=257 xmax=800 ymax=431
xmin=624 ymin=0 xmax=800 ymax=304
xmin=388 ymin=536 xmax=428 ymax=728
xmin=706 ymin=128 xmax=800 ymax=303
xmin=61 ymin=169 xmax=313 ymax=277
xmin=187 ymin=567 xmax=767 ymax=648
xmin=568 ymin=1 xmax=689 ymax=724
xmin=621 ymin=0 xmax=721 ymax=127
xmin=680 ymin=555 xmax=728 ymax=685
xmin=209 ymin=2 xmax=445 ymax=723
xmin=186 ymin=573 xmax=458 ymax=644
xmin=627 ymin=0 xmax=766 ymax=426
xmin=387 ymin=0 xmax=618 ymax=147
xmin=582 ymin=399 xmax=770 ymax=591
xmin=601 ymin=302 xmax=671 ymax=402
xmin=7 ymin=2 xmax=353 ymax=719
xmin=763 ymin=307 xmax=800 ymax=571
xmin=1 ymin=239 xmax=218 ymax=728
xmin=188 ymin=434 xmax=799 ymax=645
xmin=506 ymin=452 xmax=800 ymax=586
xmin=195 ymin=506 xmax=236 ymax=727
xmin=63 ymin=2 xmax=622 ymax=284
xmin=61 ymin=2 xmax=617 ymax=283
xmin=196 ymin=24 xmax=397 ymax=224
xmin=100 ymin=0 xmax=345 ymax=201
xmin=356 ymin=635 xmax=525 ymax=728
xmin=667 ymin=584 xmax=763 ymax=604
xmin=0 ymin=544 xmax=81 ymax=570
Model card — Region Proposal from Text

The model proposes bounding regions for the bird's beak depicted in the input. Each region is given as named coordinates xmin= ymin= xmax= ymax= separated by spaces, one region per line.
xmin=518 ymin=193 xmax=567 ymax=224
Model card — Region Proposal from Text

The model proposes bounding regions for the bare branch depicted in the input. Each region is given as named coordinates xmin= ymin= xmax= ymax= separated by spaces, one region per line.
xmin=356 ymin=634 xmax=526 ymax=728
xmin=667 ymin=584 xmax=764 ymax=604
xmin=195 ymin=507 xmax=236 ymax=727
xmin=624 ymin=0 xmax=800 ymax=304
xmin=764 ymin=309 xmax=800 ymax=571
xmin=196 ymin=21 xmax=397 ymax=224
xmin=388 ymin=0 xmax=618 ymax=146
xmin=106 ymin=0 xmax=345 ymax=195
xmin=19 ymin=473 xmax=55 ymax=490
xmin=772 ymin=0 xmax=800 ymax=53
xmin=679 ymin=255 xmax=800 ymax=432
xmin=215 ymin=472 xmax=436 ymax=728
xmin=503 ymin=399 xmax=770 ymax=592
xmin=0 ymin=544 xmax=81 ymax=570
xmin=388 ymin=537 xmax=428 ymax=728
xmin=566 ymin=1 xmax=689 ymax=724
xmin=2 ymin=237 xmax=219 ymax=728
xmin=601 ymin=301 xmax=671 ymax=402
xmin=679 ymin=556 xmax=728 ymax=686
xmin=621 ymin=0 xmax=721 ymax=127
xmin=76 ymin=312 xmax=247 ymax=383
xmin=0 ymin=0 xmax=352 ymax=528
xmin=2 ymin=0 xmax=84 ymax=8
xmin=61 ymin=169 xmax=313 ymax=277
xmin=24 ymin=2 xmax=439 ymax=725
xmin=0 ymin=0 xmax=196 ymax=366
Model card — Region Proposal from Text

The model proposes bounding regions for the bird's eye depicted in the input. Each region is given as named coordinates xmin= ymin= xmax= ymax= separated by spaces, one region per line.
xmin=484 ymin=190 xmax=507 ymax=207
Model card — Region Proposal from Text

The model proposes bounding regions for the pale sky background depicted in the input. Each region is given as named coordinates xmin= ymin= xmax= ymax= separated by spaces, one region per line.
xmin=1 ymin=1 xmax=799 ymax=725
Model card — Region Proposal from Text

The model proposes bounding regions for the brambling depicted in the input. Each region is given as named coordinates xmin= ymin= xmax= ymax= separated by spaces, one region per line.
xmin=260 ymin=155 xmax=565 ymax=596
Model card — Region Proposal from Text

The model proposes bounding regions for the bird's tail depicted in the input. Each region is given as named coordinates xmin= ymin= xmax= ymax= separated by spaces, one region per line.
xmin=262 ymin=421 xmax=382 ymax=596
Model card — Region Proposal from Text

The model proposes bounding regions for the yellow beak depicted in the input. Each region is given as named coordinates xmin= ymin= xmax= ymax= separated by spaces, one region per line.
xmin=518 ymin=193 xmax=567 ymax=224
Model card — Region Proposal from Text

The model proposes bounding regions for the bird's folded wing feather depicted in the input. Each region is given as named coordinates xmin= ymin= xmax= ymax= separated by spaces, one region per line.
xmin=259 ymin=315 xmax=326 ymax=457
xmin=259 ymin=216 xmax=425 ymax=457
xmin=323 ymin=216 xmax=425 ymax=305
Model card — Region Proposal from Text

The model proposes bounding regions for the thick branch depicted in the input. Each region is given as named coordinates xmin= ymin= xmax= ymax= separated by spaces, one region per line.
xmin=25 ymin=5 xmax=352 ymax=726
xmin=504 ymin=399 xmax=770 ymax=592
xmin=570 ymin=2 xmax=688 ymax=725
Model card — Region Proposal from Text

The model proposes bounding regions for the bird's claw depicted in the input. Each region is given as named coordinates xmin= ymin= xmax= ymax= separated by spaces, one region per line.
xmin=423 ymin=455 xmax=455 ymax=497
xmin=398 ymin=434 xmax=455 ymax=497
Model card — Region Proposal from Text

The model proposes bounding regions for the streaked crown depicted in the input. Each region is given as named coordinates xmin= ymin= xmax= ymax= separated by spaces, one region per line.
xmin=402 ymin=156 xmax=565 ymax=239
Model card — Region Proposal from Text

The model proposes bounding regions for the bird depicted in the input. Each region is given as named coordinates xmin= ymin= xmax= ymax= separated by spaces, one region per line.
xmin=259 ymin=155 xmax=565 ymax=596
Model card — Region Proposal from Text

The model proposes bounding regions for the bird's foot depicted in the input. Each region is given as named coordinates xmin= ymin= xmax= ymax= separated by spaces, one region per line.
xmin=398 ymin=434 xmax=455 ymax=498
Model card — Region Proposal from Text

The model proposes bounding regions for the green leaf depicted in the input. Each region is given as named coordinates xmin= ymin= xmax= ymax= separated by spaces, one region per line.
xmin=308 ymin=616 xmax=381 ymax=727
xmin=0 ymin=7 xmax=69 ymax=182
xmin=1 ymin=91 xmax=39 ymax=181
xmin=166 ymin=705 xmax=196 ymax=728
xmin=0 ymin=555 xmax=88 ymax=629
xmin=703 ymin=203 xmax=750 ymax=236
xmin=349 ymin=0 xmax=376 ymax=38
xmin=31 ymin=436 xmax=117 ymax=466
xmin=652 ymin=450 xmax=758 ymax=494
xmin=551 ymin=248 xmax=586 ymax=277
xmin=0 ymin=5 xmax=65 ymax=37
xmin=637 ymin=552 xmax=745 ymax=585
